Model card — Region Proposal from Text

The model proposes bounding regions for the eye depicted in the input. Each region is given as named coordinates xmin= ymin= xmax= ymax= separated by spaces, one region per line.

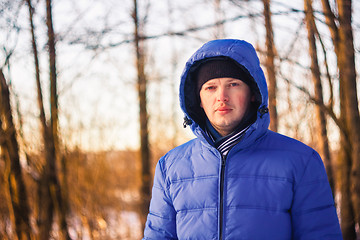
xmin=206 ymin=86 xmax=215 ymax=90
xmin=203 ymin=85 xmax=216 ymax=91
xmin=229 ymin=82 xmax=240 ymax=87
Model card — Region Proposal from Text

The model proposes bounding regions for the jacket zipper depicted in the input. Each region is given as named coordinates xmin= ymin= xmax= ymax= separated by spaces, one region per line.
xmin=219 ymin=154 xmax=226 ymax=240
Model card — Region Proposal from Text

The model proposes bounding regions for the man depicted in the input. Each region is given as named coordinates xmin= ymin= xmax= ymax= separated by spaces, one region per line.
xmin=143 ymin=39 xmax=342 ymax=239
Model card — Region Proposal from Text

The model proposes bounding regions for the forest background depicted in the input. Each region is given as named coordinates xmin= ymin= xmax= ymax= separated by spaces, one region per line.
xmin=0 ymin=0 xmax=359 ymax=239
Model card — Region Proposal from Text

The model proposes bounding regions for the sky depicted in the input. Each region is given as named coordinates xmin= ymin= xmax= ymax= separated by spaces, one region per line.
xmin=1 ymin=0 xmax=359 ymax=152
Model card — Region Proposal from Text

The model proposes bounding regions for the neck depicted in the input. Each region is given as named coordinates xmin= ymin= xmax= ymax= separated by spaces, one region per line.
xmin=205 ymin=104 xmax=257 ymax=140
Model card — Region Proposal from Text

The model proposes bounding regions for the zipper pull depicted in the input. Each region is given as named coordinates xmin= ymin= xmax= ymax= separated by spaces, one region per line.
xmin=221 ymin=155 xmax=226 ymax=166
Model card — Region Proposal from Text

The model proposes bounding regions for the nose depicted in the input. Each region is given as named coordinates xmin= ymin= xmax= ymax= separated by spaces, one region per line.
xmin=217 ymin=87 xmax=229 ymax=102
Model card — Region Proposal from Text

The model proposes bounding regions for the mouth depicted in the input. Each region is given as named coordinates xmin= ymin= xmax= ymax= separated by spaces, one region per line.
xmin=216 ymin=107 xmax=232 ymax=114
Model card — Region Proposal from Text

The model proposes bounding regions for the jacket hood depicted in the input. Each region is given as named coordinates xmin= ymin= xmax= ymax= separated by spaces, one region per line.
xmin=179 ymin=39 xmax=270 ymax=140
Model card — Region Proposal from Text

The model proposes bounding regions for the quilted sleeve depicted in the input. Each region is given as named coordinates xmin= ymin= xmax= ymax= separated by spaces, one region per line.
xmin=142 ymin=158 xmax=178 ymax=240
xmin=291 ymin=151 xmax=343 ymax=240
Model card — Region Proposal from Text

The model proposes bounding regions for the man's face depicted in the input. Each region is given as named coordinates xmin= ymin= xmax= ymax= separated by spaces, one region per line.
xmin=200 ymin=77 xmax=254 ymax=136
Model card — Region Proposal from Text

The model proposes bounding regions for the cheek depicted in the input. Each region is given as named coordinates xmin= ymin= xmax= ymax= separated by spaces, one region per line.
xmin=235 ymin=94 xmax=252 ymax=107
xmin=200 ymin=93 xmax=213 ymax=109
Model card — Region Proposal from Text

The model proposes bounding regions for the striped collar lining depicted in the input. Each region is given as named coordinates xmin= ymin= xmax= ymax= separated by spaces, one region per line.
xmin=205 ymin=125 xmax=250 ymax=157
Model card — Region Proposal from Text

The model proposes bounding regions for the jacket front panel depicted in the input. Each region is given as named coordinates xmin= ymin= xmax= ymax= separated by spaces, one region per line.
xmin=163 ymin=139 xmax=220 ymax=240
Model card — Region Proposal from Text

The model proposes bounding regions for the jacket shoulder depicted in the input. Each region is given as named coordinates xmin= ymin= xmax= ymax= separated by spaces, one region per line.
xmin=254 ymin=130 xmax=327 ymax=185
xmin=260 ymin=130 xmax=315 ymax=155
xmin=158 ymin=138 xmax=205 ymax=171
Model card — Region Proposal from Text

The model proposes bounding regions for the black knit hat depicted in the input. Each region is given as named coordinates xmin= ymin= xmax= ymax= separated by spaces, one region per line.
xmin=196 ymin=58 xmax=254 ymax=93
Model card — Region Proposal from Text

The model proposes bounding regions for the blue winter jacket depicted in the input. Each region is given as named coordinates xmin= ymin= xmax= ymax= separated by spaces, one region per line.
xmin=143 ymin=39 xmax=342 ymax=240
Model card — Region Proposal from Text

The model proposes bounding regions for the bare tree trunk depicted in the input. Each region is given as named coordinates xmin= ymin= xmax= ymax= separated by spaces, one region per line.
xmin=0 ymin=70 xmax=33 ymax=240
xmin=337 ymin=0 xmax=360 ymax=230
xmin=337 ymin=83 xmax=356 ymax=240
xmin=27 ymin=0 xmax=70 ymax=238
xmin=42 ymin=0 xmax=71 ymax=239
xmin=1 ymin=144 xmax=16 ymax=240
xmin=46 ymin=0 xmax=58 ymax=158
xmin=27 ymin=0 xmax=71 ymax=236
xmin=320 ymin=0 xmax=357 ymax=238
xmin=304 ymin=0 xmax=334 ymax=195
xmin=28 ymin=0 xmax=53 ymax=238
xmin=25 ymin=3 xmax=52 ymax=237
xmin=26 ymin=0 xmax=46 ymax=131
xmin=133 ymin=0 xmax=152 ymax=231
xmin=262 ymin=0 xmax=278 ymax=131
xmin=45 ymin=0 xmax=71 ymax=239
